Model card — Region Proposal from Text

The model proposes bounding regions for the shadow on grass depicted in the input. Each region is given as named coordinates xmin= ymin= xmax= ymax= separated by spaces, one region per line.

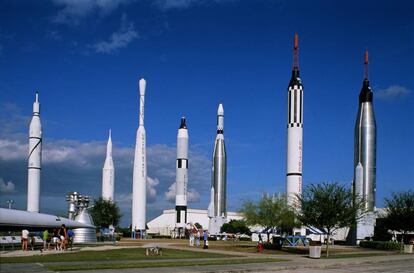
xmin=47 ymin=258 xmax=287 ymax=271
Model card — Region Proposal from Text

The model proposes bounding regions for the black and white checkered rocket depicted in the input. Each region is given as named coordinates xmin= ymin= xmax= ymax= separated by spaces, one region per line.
xmin=286 ymin=33 xmax=303 ymax=205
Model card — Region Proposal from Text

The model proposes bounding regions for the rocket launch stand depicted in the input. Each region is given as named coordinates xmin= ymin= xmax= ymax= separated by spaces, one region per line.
xmin=173 ymin=227 xmax=186 ymax=239
xmin=208 ymin=216 xmax=227 ymax=236
xmin=356 ymin=212 xmax=376 ymax=243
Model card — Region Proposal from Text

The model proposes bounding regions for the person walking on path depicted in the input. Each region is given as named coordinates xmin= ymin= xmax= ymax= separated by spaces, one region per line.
xmin=67 ymin=229 xmax=74 ymax=250
xmin=21 ymin=229 xmax=29 ymax=251
xmin=203 ymin=230 xmax=209 ymax=249
xmin=42 ymin=229 xmax=49 ymax=251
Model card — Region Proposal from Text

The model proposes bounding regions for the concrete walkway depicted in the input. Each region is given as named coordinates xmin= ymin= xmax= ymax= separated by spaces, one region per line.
xmin=1 ymin=253 xmax=412 ymax=273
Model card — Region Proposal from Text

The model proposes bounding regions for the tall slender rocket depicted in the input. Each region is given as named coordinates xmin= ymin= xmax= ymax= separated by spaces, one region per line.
xmin=286 ymin=33 xmax=304 ymax=206
xmin=132 ymin=78 xmax=147 ymax=233
xmin=27 ymin=92 xmax=42 ymax=213
xmin=210 ymin=104 xmax=227 ymax=217
xmin=175 ymin=117 xmax=189 ymax=228
xmin=102 ymin=130 xmax=115 ymax=201
xmin=208 ymin=104 xmax=227 ymax=235
xmin=354 ymin=50 xmax=376 ymax=211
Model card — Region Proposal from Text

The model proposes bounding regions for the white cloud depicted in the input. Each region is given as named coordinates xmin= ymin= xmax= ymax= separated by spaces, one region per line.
xmin=165 ymin=182 xmax=201 ymax=202
xmin=0 ymin=139 xmax=27 ymax=160
xmin=90 ymin=14 xmax=138 ymax=54
xmin=154 ymin=0 xmax=200 ymax=10
xmin=52 ymin=0 xmax=131 ymax=24
xmin=0 ymin=178 xmax=15 ymax=193
xmin=376 ymin=85 xmax=412 ymax=99
xmin=165 ymin=183 xmax=176 ymax=201
xmin=153 ymin=0 xmax=233 ymax=10
xmin=147 ymin=176 xmax=159 ymax=202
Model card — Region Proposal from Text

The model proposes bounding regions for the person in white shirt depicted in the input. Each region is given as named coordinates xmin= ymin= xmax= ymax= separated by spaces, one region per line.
xmin=21 ymin=229 xmax=29 ymax=251
xmin=109 ymin=224 xmax=115 ymax=244
xmin=189 ymin=229 xmax=195 ymax=246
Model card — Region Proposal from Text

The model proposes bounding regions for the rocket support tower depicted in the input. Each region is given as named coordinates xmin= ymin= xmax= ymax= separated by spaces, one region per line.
xmin=286 ymin=33 xmax=304 ymax=206
xmin=132 ymin=79 xmax=147 ymax=237
xmin=102 ymin=130 xmax=115 ymax=201
xmin=208 ymin=104 xmax=227 ymax=235
xmin=27 ymin=92 xmax=42 ymax=213
xmin=175 ymin=117 xmax=189 ymax=231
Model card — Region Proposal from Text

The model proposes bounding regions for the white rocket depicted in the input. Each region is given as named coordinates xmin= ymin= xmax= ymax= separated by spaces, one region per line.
xmin=286 ymin=33 xmax=304 ymax=206
xmin=175 ymin=117 xmax=189 ymax=228
xmin=208 ymin=104 xmax=227 ymax=235
xmin=27 ymin=92 xmax=42 ymax=213
xmin=132 ymin=78 xmax=147 ymax=234
xmin=102 ymin=130 xmax=115 ymax=201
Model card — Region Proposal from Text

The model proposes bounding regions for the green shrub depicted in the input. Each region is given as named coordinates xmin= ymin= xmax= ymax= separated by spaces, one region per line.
xmin=262 ymin=241 xmax=282 ymax=250
xmin=359 ymin=240 xmax=400 ymax=250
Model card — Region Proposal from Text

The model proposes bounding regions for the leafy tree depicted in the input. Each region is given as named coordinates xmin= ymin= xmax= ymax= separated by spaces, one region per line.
xmin=220 ymin=219 xmax=251 ymax=235
xmin=241 ymin=195 xmax=300 ymax=242
xmin=373 ymin=218 xmax=392 ymax=241
xmin=90 ymin=197 xmax=122 ymax=228
xmin=296 ymin=182 xmax=366 ymax=257
xmin=383 ymin=191 xmax=414 ymax=250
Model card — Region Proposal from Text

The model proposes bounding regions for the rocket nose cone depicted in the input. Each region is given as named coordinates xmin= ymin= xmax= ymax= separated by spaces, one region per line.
xmin=217 ymin=104 xmax=224 ymax=115
xmin=139 ymin=78 xmax=146 ymax=95
xmin=179 ymin=117 xmax=187 ymax=129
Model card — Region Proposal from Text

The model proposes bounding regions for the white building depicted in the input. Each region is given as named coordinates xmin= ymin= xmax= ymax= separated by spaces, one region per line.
xmin=148 ymin=208 xmax=243 ymax=236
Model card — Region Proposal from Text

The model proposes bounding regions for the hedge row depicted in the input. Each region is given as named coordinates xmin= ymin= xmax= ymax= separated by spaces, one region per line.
xmin=359 ymin=240 xmax=400 ymax=250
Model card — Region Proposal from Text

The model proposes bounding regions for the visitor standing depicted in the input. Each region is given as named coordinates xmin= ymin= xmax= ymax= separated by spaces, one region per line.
xmin=21 ymin=229 xmax=29 ymax=251
xmin=189 ymin=230 xmax=194 ymax=246
xmin=203 ymin=230 xmax=209 ymax=249
xmin=109 ymin=224 xmax=116 ymax=244
xmin=58 ymin=224 xmax=67 ymax=250
xmin=52 ymin=228 xmax=59 ymax=250
xmin=196 ymin=230 xmax=200 ymax=247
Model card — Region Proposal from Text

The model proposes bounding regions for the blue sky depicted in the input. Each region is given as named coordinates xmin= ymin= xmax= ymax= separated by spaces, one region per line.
xmin=0 ymin=0 xmax=413 ymax=226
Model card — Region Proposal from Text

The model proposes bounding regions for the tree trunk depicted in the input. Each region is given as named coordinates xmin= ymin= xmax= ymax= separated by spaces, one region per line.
xmin=267 ymin=232 xmax=270 ymax=243
xmin=400 ymin=233 xmax=404 ymax=253
xmin=326 ymin=231 xmax=330 ymax=258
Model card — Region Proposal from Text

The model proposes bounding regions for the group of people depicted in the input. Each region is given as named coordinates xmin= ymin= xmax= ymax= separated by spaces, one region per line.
xmin=189 ymin=229 xmax=209 ymax=249
xmin=21 ymin=224 xmax=75 ymax=251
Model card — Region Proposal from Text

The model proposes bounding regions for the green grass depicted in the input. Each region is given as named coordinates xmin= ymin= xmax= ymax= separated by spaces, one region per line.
xmin=47 ymin=258 xmax=286 ymax=271
xmin=0 ymin=248 xmax=233 ymax=264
